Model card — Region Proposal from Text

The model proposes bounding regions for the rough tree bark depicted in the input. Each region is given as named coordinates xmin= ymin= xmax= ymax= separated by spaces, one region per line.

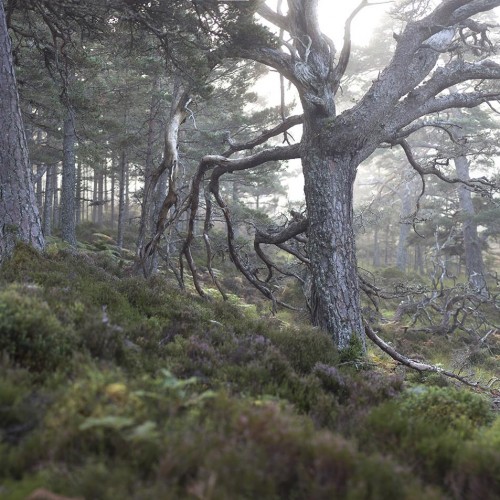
xmin=0 ymin=1 xmax=44 ymax=263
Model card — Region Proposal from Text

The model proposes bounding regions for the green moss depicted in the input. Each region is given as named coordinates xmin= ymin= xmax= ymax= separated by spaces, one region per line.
xmin=0 ymin=285 xmax=75 ymax=372
xmin=1 ymin=245 xmax=497 ymax=498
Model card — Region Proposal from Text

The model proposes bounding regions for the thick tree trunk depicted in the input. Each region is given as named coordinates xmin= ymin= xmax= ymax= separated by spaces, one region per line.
xmin=60 ymin=108 xmax=77 ymax=246
xmin=0 ymin=2 xmax=44 ymax=263
xmin=302 ymin=128 xmax=364 ymax=350
xmin=454 ymin=155 xmax=488 ymax=294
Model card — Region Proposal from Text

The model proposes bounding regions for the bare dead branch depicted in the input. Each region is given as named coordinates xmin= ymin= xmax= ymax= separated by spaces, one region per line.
xmin=332 ymin=0 xmax=377 ymax=93
xmin=365 ymin=321 xmax=486 ymax=389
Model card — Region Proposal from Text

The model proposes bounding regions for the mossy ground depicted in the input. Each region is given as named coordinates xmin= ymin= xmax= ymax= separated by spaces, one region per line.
xmin=0 ymin=242 xmax=499 ymax=499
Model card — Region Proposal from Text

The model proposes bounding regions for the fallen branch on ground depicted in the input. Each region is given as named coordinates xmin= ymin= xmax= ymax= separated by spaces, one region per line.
xmin=364 ymin=321 xmax=488 ymax=389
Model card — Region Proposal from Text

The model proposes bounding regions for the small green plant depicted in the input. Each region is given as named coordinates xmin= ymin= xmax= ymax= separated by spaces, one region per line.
xmin=339 ymin=334 xmax=365 ymax=364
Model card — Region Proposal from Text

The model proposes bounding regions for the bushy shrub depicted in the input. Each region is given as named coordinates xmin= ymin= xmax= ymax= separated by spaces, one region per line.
xmin=447 ymin=417 xmax=500 ymax=499
xmin=0 ymin=286 xmax=74 ymax=372
xmin=267 ymin=326 xmax=339 ymax=374
xmin=362 ymin=386 xmax=494 ymax=483
xmin=154 ymin=393 xmax=441 ymax=500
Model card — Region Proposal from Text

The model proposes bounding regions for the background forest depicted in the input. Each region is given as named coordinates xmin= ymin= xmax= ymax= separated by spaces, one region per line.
xmin=1 ymin=0 xmax=500 ymax=498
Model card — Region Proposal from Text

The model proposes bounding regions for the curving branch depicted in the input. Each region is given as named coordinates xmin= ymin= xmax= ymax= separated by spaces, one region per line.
xmin=256 ymin=2 xmax=290 ymax=32
xmin=222 ymin=114 xmax=303 ymax=156
xmin=166 ymin=142 xmax=301 ymax=304
xmin=388 ymin=60 xmax=500 ymax=132
xmin=331 ymin=0 xmax=373 ymax=94
xmin=207 ymin=143 xmax=301 ymax=181
xmin=418 ymin=90 xmax=500 ymax=117
xmin=254 ymin=217 xmax=309 ymax=282
xmin=394 ymin=119 xmax=463 ymax=143
xmin=235 ymin=46 xmax=298 ymax=86
xmin=444 ymin=0 xmax=500 ymax=26
xmin=254 ymin=217 xmax=308 ymax=246
xmin=394 ymin=137 xmax=498 ymax=238
xmin=397 ymin=138 xmax=496 ymax=193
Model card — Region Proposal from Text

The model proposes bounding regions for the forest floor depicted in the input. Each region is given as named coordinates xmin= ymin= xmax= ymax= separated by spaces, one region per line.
xmin=0 ymin=226 xmax=499 ymax=499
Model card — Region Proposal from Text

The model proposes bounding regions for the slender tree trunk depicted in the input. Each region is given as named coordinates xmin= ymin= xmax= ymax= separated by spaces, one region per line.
xmin=97 ymin=169 xmax=104 ymax=226
xmin=117 ymin=151 xmax=127 ymax=249
xmin=454 ymin=155 xmax=487 ymax=294
xmin=110 ymin=161 xmax=116 ymax=229
xmin=125 ymin=164 xmax=130 ymax=229
xmin=148 ymin=170 xmax=169 ymax=273
xmin=373 ymin=225 xmax=380 ymax=267
xmin=60 ymin=108 xmax=77 ymax=246
xmin=384 ymin=224 xmax=391 ymax=266
xmin=414 ymin=244 xmax=424 ymax=275
xmin=92 ymin=172 xmax=98 ymax=224
xmin=75 ymin=161 xmax=82 ymax=225
xmin=36 ymin=165 xmax=44 ymax=211
xmin=43 ymin=165 xmax=54 ymax=237
xmin=137 ymin=75 xmax=190 ymax=275
xmin=397 ymin=180 xmax=412 ymax=271
xmin=103 ymin=172 xmax=108 ymax=224
xmin=0 ymin=2 xmax=44 ymax=262
xmin=52 ymin=165 xmax=59 ymax=229
xmin=34 ymin=130 xmax=44 ymax=211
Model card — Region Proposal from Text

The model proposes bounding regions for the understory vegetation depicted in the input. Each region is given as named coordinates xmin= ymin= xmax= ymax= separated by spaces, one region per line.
xmin=0 ymin=235 xmax=499 ymax=499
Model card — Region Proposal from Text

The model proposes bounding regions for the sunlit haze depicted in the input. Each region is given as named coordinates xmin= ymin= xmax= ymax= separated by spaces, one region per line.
xmin=257 ymin=2 xmax=390 ymax=202
xmin=318 ymin=1 xmax=389 ymax=46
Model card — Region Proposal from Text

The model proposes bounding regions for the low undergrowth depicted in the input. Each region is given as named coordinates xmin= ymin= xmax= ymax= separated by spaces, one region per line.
xmin=0 ymin=244 xmax=498 ymax=499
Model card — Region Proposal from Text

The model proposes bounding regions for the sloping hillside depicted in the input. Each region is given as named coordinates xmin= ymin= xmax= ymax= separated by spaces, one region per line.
xmin=0 ymin=243 xmax=499 ymax=499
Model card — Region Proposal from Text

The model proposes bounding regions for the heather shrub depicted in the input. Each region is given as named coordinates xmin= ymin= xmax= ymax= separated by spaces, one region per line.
xmin=362 ymin=386 xmax=494 ymax=482
xmin=267 ymin=326 xmax=339 ymax=373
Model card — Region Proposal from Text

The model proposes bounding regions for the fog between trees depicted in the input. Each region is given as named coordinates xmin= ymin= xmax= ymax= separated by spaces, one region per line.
xmin=1 ymin=0 xmax=500 ymax=352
